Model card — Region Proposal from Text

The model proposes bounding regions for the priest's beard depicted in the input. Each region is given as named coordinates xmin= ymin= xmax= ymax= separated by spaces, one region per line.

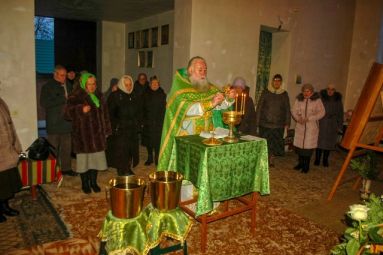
xmin=190 ymin=76 xmax=210 ymax=92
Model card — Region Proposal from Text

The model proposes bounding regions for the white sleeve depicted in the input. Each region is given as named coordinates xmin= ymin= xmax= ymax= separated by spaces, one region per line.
xmin=214 ymin=99 xmax=234 ymax=110
xmin=186 ymin=103 xmax=203 ymax=116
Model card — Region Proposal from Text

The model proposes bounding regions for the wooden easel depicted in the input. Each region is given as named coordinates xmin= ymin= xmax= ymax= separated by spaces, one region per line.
xmin=327 ymin=62 xmax=383 ymax=201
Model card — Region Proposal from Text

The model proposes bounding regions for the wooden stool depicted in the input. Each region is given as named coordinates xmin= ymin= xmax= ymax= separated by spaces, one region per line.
xmin=150 ymin=240 xmax=188 ymax=255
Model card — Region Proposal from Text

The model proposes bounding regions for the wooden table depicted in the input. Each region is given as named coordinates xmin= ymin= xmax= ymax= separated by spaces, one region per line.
xmin=175 ymin=135 xmax=270 ymax=252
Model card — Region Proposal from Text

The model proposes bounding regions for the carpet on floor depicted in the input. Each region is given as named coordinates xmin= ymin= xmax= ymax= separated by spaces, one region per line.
xmin=7 ymin=194 xmax=340 ymax=255
xmin=0 ymin=187 xmax=70 ymax=254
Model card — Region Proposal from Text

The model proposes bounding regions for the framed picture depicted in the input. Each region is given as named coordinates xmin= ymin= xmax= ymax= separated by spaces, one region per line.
xmin=141 ymin=29 xmax=149 ymax=48
xmin=161 ymin=24 xmax=169 ymax=45
xmin=151 ymin=27 xmax=158 ymax=47
xmin=138 ymin=51 xmax=146 ymax=67
xmin=128 ymin=32 xmax=135 ymax=49
xmin=147 ymin=50 xmax=154 ymax=68
xmin=135 ymin=31 xmax=141 ymax=49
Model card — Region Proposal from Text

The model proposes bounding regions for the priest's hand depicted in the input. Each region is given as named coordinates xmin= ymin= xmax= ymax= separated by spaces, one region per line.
xmin=212 ymin=93 xmax=224 ymax=107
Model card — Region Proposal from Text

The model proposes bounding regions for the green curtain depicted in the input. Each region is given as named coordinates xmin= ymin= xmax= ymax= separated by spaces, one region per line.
xmin=255 ymin=31 xmax=272 ymax=104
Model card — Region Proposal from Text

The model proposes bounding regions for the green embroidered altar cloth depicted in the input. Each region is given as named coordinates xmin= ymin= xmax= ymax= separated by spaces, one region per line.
xmin=175 ymin=135 xmax=270 ymax=217
xmin=98 ymin=204 xmax=193 ymax=255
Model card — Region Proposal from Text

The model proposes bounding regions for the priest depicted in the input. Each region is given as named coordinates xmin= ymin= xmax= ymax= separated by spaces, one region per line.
xmin=158 ymin=56 xmax=235 ymax=170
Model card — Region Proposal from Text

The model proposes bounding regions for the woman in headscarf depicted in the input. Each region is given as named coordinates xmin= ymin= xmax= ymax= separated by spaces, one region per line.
xmin=103 ymin=77 xmax=119 ymax=101
xmin=315 ymin=84 xmax=344 ymax=167
xmin=291 ymin=83 xmax=325 ymax=173
xmin=107 ymin=75 xmax=143 ymax=175
xmin=231 ymin=77 xmax=257 ymax=136
xmin=65 ymin=73 xmax=111 ymax=194
xmin=0 ymin=97 xmax=22 ymax=222
xmin=255 ymin=74 xmax=291 ymax=167
xmin=141 ymin=76 xmax=166 ymax=166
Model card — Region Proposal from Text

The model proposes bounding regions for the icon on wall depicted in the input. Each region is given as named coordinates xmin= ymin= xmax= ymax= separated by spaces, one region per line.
xmin=151 ymin=27 xmax=158 ymax=47
xmin=141 ymin=29 xmax=149 ymax=48
xmin=147 ymin=51 xmax=154 ymax=68
xmin=128 ymin=32 xmax=135 ymax=49
xmin=138 ymin=51 xmax=146 ymax=67
xmin=135 ymin=31 xmax=141 ymax=49
xmin=161 ymin=24 xmax=169 ymax=45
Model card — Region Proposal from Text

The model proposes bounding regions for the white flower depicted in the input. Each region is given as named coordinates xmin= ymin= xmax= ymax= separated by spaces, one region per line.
xmin=348 ymin=204 xmax=369 ymax=221
xmin=349 ymin=204 xmax=369 ymax=212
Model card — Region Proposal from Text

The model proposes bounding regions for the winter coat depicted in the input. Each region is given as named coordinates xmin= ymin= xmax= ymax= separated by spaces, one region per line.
xmin=0 ymin=98 xmax=22 ymax=172
xmin=142 ymin=87 xmax=166 ymax=148
xmin=65 ymin=89 xmax=111 ymax=154
xmin=291 ymin=92 xmax=325 ymax=149
xmin=237 ymin=91 xmax=257 ymax=136
xmin=40 ymin=79 xmax=73 ymax=134
xmin=318 ymin=90 xmax=344 ymax=150
xmin=256 ymin=89 xmax=291 ymax=129
xmin=107 ymin=89 xmax=143 ymax=169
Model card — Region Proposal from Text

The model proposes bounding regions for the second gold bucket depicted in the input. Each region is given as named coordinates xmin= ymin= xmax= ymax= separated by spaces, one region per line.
xmin=149 ymin=171 xmax=183 ymax=211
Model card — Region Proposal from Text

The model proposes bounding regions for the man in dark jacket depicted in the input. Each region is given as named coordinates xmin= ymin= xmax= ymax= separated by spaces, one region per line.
xmin=40 ymin=65 xmax=76 ymax=176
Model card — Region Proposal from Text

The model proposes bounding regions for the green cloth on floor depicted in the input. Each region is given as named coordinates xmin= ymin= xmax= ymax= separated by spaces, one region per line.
xmin=98 ymin=204 xmax=193 ymax=255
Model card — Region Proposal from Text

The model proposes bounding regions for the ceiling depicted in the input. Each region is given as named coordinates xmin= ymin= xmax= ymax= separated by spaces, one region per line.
xmin=35 ymin=0 xmax=174 ymax=23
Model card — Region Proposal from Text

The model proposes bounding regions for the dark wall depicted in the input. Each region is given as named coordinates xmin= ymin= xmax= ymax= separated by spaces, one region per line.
xmin=54 ymin=18 xmax=96 ymax=74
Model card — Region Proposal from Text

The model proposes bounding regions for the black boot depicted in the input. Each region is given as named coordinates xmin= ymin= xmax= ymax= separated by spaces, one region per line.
xmin=99 ymin=241 xmax=107 ymax=255
xmin=301 ymin=156 xmax=311 ymax=173
xmin=80 ymin=172 xmax=91 ymax=194
xmin=314 ymin=149 xmax=322 ymax=166
xmin=117 ymin=168 xmax=135 ymax=176
xmin=293 ymin=156 xmax=303 ymax=170
xmin=1 ymin=199 xmax=19 ymax=216
xmin=323 ymin=150 xmax=330 ymax=167
xmin=89 ymin=170 xmax=101 ymax=193
xmin=145 ymin=147 xmax=153 ymax=166
xmin=0 ymin=213 xmax=6 ymax=223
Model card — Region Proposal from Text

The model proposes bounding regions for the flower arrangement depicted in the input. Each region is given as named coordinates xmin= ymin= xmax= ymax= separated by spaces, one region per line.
xmin=350 ymin=151 xmax=378 ymax=180
xmin=331 ymin=194 xmax=383 ymax=255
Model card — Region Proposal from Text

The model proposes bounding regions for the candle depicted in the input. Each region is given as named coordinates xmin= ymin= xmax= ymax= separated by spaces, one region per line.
xmin=235 ymin=94 xmax=238 ymax=112
xmin=243 ymin=94 xmax=246 ymax=115
xmin=241 ymin=93 xmax=244 ymax=114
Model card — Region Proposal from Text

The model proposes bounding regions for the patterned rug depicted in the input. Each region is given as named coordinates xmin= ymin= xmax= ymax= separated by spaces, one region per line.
xmin=4 ymin=147 xmax=381 ymax=254
xmin=0 ymin=188 xmax=70 ymax=254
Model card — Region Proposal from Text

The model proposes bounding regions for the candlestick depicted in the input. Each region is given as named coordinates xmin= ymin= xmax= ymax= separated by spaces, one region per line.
xmin=243 ymin=94 xmax=246 ymax=115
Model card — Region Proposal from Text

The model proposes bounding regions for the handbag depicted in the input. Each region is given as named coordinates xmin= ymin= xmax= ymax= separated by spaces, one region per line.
xmin=27 ymin=137 xmax=56 ymax=160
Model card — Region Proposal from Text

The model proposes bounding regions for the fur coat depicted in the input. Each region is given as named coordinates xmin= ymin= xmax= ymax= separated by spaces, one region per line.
xmin=0 ymin=98 xmax=22 ymax=172
xmin=318 ymin=90 xmax=344 ymax=150
xmin=65 ymin=89 xmax=111 ymax=154
xmin=291 ymin=92 xmax=325 ymax=149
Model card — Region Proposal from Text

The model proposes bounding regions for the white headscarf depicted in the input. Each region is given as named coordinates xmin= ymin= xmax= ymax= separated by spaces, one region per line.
xmin=117 ymin=75 xmax=134 ymax=94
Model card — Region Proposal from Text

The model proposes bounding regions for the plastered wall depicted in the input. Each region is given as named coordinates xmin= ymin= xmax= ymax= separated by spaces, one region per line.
xmin=0 ymin=0 xmax=37 ymax=150
xmin=125 ymin=11 xmax=174 ymax=92
xmin=101 ymin=21 xmax=126 ymax=92
xmin=344 ymin=0 xmax=383 ymax=110
xmin=176 ymin=0 xmax=356 ymax=108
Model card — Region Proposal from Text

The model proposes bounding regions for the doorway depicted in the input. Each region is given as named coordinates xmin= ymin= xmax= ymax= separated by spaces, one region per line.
xmin=255 ymin=25 xmax=291 ymax=104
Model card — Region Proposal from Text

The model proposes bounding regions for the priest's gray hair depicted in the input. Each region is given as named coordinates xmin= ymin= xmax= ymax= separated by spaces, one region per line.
xmin=187 ymin=56 xmax=206 ymax=76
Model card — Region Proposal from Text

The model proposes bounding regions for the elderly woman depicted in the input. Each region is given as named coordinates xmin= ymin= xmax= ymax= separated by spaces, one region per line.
xmin=231 ymin=77 xmax=257 ymax=135
xmin=142 ymin=76 xmax=166 ymax=166
xmin=255 ymin=74 xmax=291 ymax=167
xmin=291 ymin=83 xmax=325 ymax=173
xmin=108 ymin=75 xmax=143 ymax=175
xmin=66 ymin=73 xmax=111 ymax=194
xmin=315 ymin=84 xmax=344 ymax=167
xmin=0 ymin=97 xmax=22 ymax=222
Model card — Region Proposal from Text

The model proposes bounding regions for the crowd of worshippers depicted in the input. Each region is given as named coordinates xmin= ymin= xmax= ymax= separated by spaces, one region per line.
xmin=39 ymin=66 xmax=166 ymax=194
xmin=0 ymin=57 xmax=345 ymax=223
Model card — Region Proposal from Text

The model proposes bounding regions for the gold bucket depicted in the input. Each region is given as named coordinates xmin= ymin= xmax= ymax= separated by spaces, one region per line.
xmin=149 ymin=171 xmax=183 ymax=212
xmin=107 ymin=176 xmax=146 ymax=219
